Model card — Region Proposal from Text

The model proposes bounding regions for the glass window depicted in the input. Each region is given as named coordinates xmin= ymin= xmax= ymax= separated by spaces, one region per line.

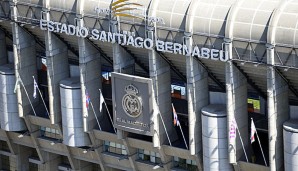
xmin=247 ymin=97 xmax=261 ymax=113
xmin=156 ymin=152 xmax=160 ymax=158
xmin=103 ymin=141 xmax=127 ymax=155
xmin=40 ymin=126 xmax=60 ymax=139
xmin=122 ymin=148 xmax=127 ymax=155
xmin=144 ymin=150 xmax=150 ymax=155
xmin=173 ymin=157 xmax=197 ymax=171
xmin=110 ymin=142 xmax=116 ymax=147
xmin=40 ymin=127 xmax=45 ymax=131
xmin=104 ymin=141 xmax=109 ymax=146
xmin=138 ymin=149 xmax=144 ymax=160
xmin=137 ymin=149 xmax=161 ymax=164
xmin=150 ymin=155 xmax=156 ymax=163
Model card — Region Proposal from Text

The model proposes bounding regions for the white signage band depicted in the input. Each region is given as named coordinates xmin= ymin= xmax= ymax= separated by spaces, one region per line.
xmin=40 ymin=19 xmax=227 ymax=62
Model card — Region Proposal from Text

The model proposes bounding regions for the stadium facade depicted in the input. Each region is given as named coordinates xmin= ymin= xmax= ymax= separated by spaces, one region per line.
xmin=0 ymin=0 xmax=297 ymax=171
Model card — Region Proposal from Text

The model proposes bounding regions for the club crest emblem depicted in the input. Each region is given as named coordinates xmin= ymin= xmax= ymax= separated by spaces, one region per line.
xmin=122 ymin=84 xmax=142 ymax=117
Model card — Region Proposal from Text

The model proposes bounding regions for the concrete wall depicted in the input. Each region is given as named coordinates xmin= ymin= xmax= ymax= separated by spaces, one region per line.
xmin=0 ymin=30 xmax=7 ymax=65
xmin=290 ymin=106 xmax=298 ymax=119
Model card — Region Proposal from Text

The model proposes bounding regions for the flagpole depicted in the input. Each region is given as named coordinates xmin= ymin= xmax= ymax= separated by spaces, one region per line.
xmin=33 ymin=76 xmax=50 ymax=118
xmin=17 ymin=76 xmax=37 ymax=116
xmin=158 ymin=112 xmax=172 ymax=147
xmin=172 ymin=103 xmax=188 ymax=149
xmin=99 ymin=89 xmax=116 ymax=133
xmin=153 ymin=100 xmax=172 ymax=147
xmin=252 ymin=118 xmax=267 ymax=166
xmin=178 ymin=124 xmax=188 ymax=150
xmin=90 ymin=101 xmax=102 ymax=131
xmin=235 ymin=119 xmax=249 ymax=162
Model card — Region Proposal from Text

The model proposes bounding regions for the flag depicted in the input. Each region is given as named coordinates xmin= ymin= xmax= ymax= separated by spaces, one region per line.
xmin=99 ymin=89 xmax=104 ymax=112
xmin=33 ymin=77 xmax=38 ymax=99
xmin=14 ymin=77 xmax=20 ymax=94
xmin=251 ymin=119 xmax=257 ymax=143
xmin=86 ymin=90 xmax=90 ymax=109
xmin=41 ymin=58 xmax=47 ymax=71
xmin=172 ymin=103 xmax=180 ymax=126
xmin=229 ymin=118 xmax=237 ymax=139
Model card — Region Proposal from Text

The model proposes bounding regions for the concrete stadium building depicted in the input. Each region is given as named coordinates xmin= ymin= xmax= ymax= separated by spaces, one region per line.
xmin=0 ymin=0 xmax=297 ymax=170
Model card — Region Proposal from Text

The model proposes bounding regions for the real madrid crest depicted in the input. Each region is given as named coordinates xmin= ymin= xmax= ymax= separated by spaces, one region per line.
xmin=122 ymin=84 xmax=142 ymax=118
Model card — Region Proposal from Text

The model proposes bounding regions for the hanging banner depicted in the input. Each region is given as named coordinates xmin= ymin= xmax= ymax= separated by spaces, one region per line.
xmin=111 ymin=72 xmax=154 ymax=136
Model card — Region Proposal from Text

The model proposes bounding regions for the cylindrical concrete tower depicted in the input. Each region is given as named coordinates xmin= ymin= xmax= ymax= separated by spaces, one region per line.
xmin=0 ymin=64 xmax=26 ymax=131
xmin=202 ymin=104 xmax=233 ymax=171
xmin=60 ymin=77 xmax=90 ymax=147
xmin=283 ymin=119 xmax=298 ymax=171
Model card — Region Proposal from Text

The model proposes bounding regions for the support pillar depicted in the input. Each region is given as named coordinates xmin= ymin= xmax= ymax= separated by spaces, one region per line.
xmin=267 ymin=45 xmax=289 ymax=171
xmin=185 ymin=35 xmax=207 ymax=170
xmin=119 ymin=132 xmax=138 ymax=171
xmin=111 ymin=21 xmax=135 ymax=74
xmin=12 ymin=23 xmax=38 ymax=117
xmin=73 ymin=160 xmax=93 ymax=171
xmin=75 ymin=0 xmax=106 ymax=167
xmin=148 ymin=30 xmax=174 ymax=147
xmin=111 ymin=20 xmax=138 ymax=171
xmin=148 ymin=29 xmax=173 ymax=171
xmin=226 ymin=42 xmax=248 ymax=164
xmin=77 ymin=18 xmax=103 ymax=132
xmin=88 ymin=131 xmax=105 ymax=171
xmin=0 ymin=30 xmax=7 ymax=65
xmin=111 ymin=21 xmax=135 ymax=141
xmin=42 ymin=8 xmax=79 ymax=170
xmin=11 ymin=3 xmax=46 ymax=163
xmin=42 ymin=152 xmax=61 ymax=171
xmin=11 ymin=0 xmax=36 ymax=116
xmin=9 ymin=155 xmax=17 ymax=171
xmin=44 ymin=10 xmax=69 ymax=124
xmin=15 ymin=145 xmax=31 ymax=171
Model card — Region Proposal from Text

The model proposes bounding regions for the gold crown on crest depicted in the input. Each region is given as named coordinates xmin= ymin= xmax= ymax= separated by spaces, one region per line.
xmin=125 ymin=84 xmax=138 ymax=95
xmin=111 ymin=0 xmax=143 ymax=19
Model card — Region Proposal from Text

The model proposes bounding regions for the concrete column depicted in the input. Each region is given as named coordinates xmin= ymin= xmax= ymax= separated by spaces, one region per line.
xmin=260 ymin=96 xmax=266 ymax=115
xmin=111 ymin=21 xmax=135 ymax=139
xmin=111 ymin=21 xmax=135 ymax=74
xmin=15 ymin=145 xmax=31 ymax=171
xmin=148 ymin=30 xmax=175 ymax=147
xmin=44 ymin=11 xmax=70 ymax=124
xmin=12 ymin=23 xmax=38 ymax=117
xmin=185 ymin=35 xmax=208 ymax=154
xmin=42 ymin=153 xmax=61 ymax=171
xmin=73 ymin=160 xmax=93 ymax=171
xmin=0 ymin=30 xmax=7 ymax=65
xmin=185 ymin=35 xmax=208 ymax=170
xmin=88 ymin=131 xmax=105 ymax=171
xmin=114 ymin=131 xmax=138 ymax=171
xmin=267 ymin=45 xmax=289 ymax=171
xmin=77 ymin=18 xmax=102 ymax=132
xmin=120 ymin=132 xmax=138 ymax=171
xmin=148 ymin=30 xmax=173 ymax=171
xmin=111 ymin=20 xmax=138 ymax=171
xmin=226 ymin=42 xmax=248 ymax=164
xmin=106 ymin=167 xmax=123 ymax=171
xmin=9 ymin=156 xmax=17 ymax=171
